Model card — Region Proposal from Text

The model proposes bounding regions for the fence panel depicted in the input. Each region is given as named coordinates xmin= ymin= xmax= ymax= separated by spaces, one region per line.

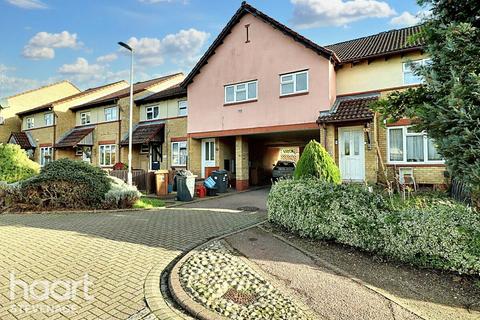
xmin=450 ymin=178 xmax=471 ymax=204
xmin=110 ymin=169 xmax=148 ymax=192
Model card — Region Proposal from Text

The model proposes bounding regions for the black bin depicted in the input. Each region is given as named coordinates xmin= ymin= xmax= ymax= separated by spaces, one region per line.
xmin=176 ymin=175 xmax=195 ymax=201
xmin=211 ymin=170 xmax=229 ymax=193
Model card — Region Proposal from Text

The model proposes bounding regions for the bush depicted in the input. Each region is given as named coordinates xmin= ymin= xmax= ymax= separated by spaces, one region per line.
xmin=294 ymin=140 xmax=340 ymax=183
xmin=0 ymin=144 xmax=40 ymax=183
xmin=268 ymin=178 xmax=480 ymax=275
xmin=102 ymin=176 xmax=141 ymax=209
xmin=22 ymin=159 xmax=111 ymax=207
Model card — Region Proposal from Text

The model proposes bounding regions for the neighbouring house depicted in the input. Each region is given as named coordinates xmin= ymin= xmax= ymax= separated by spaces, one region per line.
xmin=184 ymin=2 xmax=445 ymax=189
xmin=318 ymin=26 xmax=446 ymax=186
xmin=0 ymin=81 xmax=80 ymax=145
xmin=134 ymin=83 xmax=188 ymax=172
xmin=12 ymin=81 xmax=128 ymax=166
xmin=62 ymin=73 xmax=184 ymax=169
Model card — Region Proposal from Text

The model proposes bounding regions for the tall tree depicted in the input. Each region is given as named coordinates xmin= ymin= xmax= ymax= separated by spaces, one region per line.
xmin=373 ymin=0 xmax=480 ymax=197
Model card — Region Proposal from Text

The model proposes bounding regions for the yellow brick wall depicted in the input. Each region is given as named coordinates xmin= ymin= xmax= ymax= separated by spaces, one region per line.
xmin=24 ymin=127 xmax=55 ymax=163
xmin=188 ymin=138 xmax=202 ymax=177
xmin=162 ymin=117 xmax=188 ymax=170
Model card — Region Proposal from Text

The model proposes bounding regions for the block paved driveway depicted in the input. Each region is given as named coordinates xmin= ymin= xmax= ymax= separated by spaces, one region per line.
xmin=0 ymin=201 xmax=266 ymax=320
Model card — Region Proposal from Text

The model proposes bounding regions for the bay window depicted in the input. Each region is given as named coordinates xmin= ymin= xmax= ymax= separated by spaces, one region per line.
xmin=224 ymin=80 xmax=257 ymax=104
xmin=388 ymin=126 xmax=443 ymax=164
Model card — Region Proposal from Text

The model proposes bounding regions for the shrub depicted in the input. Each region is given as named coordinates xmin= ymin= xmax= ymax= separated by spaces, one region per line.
xmin=268 ymin=178 xmax=480 ymax=274
xmin=102 ymin=176 xmax=141 ymax=209
xmin=0 ymin=144 xmax=40 ymax=183
xmin=267 ymin=178 xmax=387 ymax=251
xmin=294 ymin=140 xmax=340 ymax=183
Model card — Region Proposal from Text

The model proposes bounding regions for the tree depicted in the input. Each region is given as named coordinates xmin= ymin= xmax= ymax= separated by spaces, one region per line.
xmin=294 ymin=140 xmax=341 ymax=184
xmin=0 ymin=144 xmax=40 ymax=183
xmin=373 ymin=0 xmax=480 ymax=196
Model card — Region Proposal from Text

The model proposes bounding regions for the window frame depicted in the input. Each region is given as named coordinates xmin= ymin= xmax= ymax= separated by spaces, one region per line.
xmin=387 ymin=125 xmax=444 ymax=165
xmin=99 ymin=144 xmax=116 ymax=167
xmin=178 ymin=100 xmax=188 ymax=116
xmin=146 ymin=105 xmax=159 ymax=120
xmin=171 ymin=141 xmax=187 ymax=166
xmin=224 ymin=80 xmax=258 ymax=104
xmin=104 ymin=106 xmax=117 ymax=122
xmin=44 ymin=112 xmax=54 ymax=126
xmin=80 ymin=111 xmax=91 ymax=125
xmin=140 ymin=144 xmax=150 ymax=154
xmin=40 ymin=147 xmax=53 ymax=166
xmin=26 ymin=117 xmax=34 ymax=129
xmin=280 ymin=70 xmax=309 ymax=96
xmin=402 ymin=58 xmax=431 ymax=85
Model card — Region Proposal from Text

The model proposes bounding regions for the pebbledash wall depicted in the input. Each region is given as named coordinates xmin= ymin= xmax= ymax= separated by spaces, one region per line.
xmin=328 ymin=52 xmax=448 ymax=186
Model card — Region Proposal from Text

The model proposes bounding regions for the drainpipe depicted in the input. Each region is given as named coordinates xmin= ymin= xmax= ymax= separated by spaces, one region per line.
xmin=118 ymin=101 xmax=122 ymax=163
xmin=53 ymin=110 xmax=57 ymax=160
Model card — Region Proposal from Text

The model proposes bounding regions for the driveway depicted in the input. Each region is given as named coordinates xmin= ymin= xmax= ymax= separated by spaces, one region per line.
xmin=0 ymin=204 xmax=265 ymax=319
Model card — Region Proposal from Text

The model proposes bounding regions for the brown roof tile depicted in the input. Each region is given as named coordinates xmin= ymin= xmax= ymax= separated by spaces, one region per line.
xmin=70 ymin=73 xmax=183 ymax=111
xmin=55 ymin=127 xmax=95 ymax=148
xmin=9 ymin=132 xmax=35 ymax=149
xmin=136 ymin=84 xmax=186 ymax=105
xmin=16 ymin=81 xmax=127 ymax=117
xmin=120 ymin=122 xmax=164 ymax=146
xmin=325 ymin=25 xmax=424 ymax=63
xmin=317 ymin=95 xmax=378 ymax=123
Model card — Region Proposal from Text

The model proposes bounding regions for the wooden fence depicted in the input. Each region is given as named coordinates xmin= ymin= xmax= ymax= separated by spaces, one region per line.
xmin=110 ymin=169 xmax=156 ymax=194
xmin=450 ymin=178 xmax=471 ymax=204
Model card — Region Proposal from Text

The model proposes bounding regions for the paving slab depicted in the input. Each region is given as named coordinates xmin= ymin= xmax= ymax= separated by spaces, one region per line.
xmin=225 ymin=227 xmax=424 ymax=320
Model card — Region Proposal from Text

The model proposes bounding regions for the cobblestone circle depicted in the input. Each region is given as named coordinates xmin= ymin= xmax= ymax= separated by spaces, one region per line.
xmin=179 ymin=241 xmax=312 ymax=320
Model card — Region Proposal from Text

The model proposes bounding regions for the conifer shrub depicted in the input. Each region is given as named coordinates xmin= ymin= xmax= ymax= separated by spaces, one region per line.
xmin=294 ymin=140 xmax=341 ymax=184
xmin=0 ymin=144 xmax=39 ymax=183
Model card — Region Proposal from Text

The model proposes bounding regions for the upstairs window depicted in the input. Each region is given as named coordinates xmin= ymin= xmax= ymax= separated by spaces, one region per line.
xmin=44 ymin=113 xmax=54 ymax=126
xmin=146 ymin=105 xmax=159 ymax=120
xmin=26 ymin=117 xmax=34 ymax=129
xmin=388 ymin=126 xmax=443 ymax=164
xmin=178 ymin=100 xmax=188 ymax=116
xmin=403 ymin=59 xmax=431 ymax=85
xmin=280 ymin=70 xmax=308 ymax=96
xmin=80 ymin=112 xmax=91 ymax=125
xmin=225 ymin=80 xmax=257 ymax=104
xmin=104 ymin=107 xmax=117 ymax=121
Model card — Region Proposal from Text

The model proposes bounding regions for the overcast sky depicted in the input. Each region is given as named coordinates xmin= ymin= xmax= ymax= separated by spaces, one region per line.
xmin=0 ymin=0 xmax=425 ymax=98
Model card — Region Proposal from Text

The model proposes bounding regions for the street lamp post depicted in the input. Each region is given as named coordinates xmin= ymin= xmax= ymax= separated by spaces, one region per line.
xmin=118 ymin=41 xmax=134 ymax=186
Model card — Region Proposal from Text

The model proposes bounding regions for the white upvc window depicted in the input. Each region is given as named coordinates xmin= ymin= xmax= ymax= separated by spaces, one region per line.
xmin=403 ymin=59 xmax=431 ymax=85
xmin=80 ymin=112 xmax=91 ymax=125
xmin=224 ymin=80 xmax=257 ymax=104
xmin=280 ymin=70 xmax=309 ymax=96
xmin=40 ymin=147 xmax=53 ymax=166
xmin=99 ymin=144 xmax=116 ymax=166
xmin=104 ymin=107 xmax=117 ymax=121
xmin=44 ymin=112 xmax=54 ymax=126
xmin=146 ymin=105 xmax=159 ymax=120
xmin=171 ymin=141 xmax=187 ymax=166
xmin=387 ymin=126 xmax=443 ymax=164
xmin=178 ymin=100 xmax=188 ymax=116
xmin=26 ymin=117 xmax=34 ymax=129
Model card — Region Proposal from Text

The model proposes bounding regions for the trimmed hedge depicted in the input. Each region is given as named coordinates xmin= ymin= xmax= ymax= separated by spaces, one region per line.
xmin=0 ymin=144 xmax=40 ymax=183
xmin=294 ymin=140 xmax=340 ymax=184
xmin=267 ymin=178 xmax=480 ymax=275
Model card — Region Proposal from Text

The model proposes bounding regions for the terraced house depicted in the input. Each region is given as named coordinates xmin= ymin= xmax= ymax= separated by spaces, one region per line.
xmin=1 ymin=81 xmax=80 ymax=145
xmin=59 ymin=73 xmax=184 ymax=170
xmin=12 ymin=81 xmax=128 ymax=165
xmin=184 ymin=2 xmax=445 ymax=190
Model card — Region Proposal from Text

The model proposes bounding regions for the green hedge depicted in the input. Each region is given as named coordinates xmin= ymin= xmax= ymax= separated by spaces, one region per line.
xmin=0 ymin=144 xmax=40 ymax=183
xmin=294 ymin=140 xmax=341 ymax=183
xmin=267 ymin=179 xmax=480 ymax=275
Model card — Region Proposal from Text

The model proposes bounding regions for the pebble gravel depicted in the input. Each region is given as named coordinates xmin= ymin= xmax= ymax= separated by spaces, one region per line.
xmin=179 ymin=241 xmax=312 ymax=320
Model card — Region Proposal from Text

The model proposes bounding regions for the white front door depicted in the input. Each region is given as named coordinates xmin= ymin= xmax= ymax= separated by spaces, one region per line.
xmin=339 ymin=127 xmax=365 ymax=181
xmin=201 ymin=139 xmax=215 ymax=178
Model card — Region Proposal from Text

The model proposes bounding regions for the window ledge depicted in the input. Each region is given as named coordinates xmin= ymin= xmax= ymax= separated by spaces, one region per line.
xmin=279 ymin=91 xmax=309 ymax=99
xmin=224 ymin=99 xmax=258 ymax=107
xmin=386 ymin=163 xmax=446 ymax=167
